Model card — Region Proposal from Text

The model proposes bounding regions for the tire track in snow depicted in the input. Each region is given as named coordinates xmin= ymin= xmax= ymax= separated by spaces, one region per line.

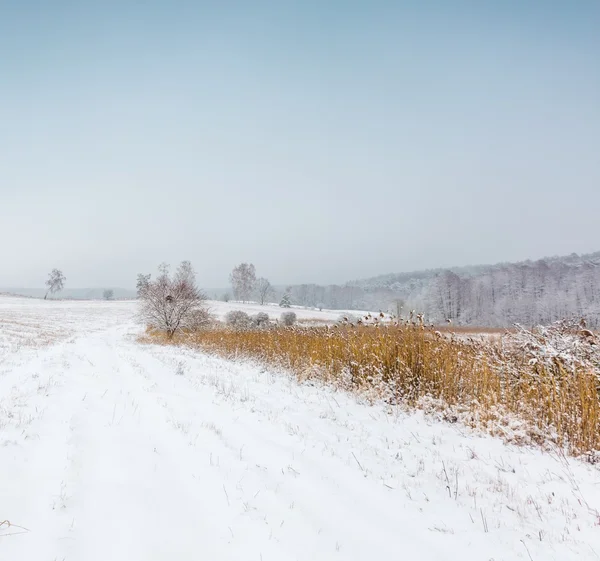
xmin=115 ymin=342 xmax=466 ymax=561
xmin=0 ymin=342 xmax=87 ymax=560
xmin=53 ymin=333 xmax=290 ymax=561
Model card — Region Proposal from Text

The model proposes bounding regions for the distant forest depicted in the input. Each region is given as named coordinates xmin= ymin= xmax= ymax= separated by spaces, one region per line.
xmin=282 ymin=251 xmax=600 ymax=328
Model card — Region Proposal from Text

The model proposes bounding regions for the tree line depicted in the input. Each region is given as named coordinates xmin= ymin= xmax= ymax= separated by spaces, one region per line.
xmin=271 ymin=253 xmax=600 ymax=328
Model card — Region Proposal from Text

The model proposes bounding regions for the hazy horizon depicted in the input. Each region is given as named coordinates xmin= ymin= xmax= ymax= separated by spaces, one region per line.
xmin=2 ymin=1 xmax=599 ymax=289
xmin=3 ymin=246 xmax=599 ymax=293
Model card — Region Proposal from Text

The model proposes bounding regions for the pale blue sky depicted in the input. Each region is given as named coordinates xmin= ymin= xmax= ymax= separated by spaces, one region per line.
xmin=1 ymin=1 xmax=599 ymax=288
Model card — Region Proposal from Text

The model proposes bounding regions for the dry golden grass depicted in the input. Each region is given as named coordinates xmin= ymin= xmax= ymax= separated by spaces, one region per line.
xmin=147 ymin=323 xmax=600 ymax=459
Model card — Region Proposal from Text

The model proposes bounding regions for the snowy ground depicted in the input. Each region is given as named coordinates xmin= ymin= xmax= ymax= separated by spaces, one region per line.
xmin=0 ymin=296 xmax=136 ymax=353
xmin=206 ymin=300 xmax=370 ymax=324
xmin=1 ymin=295 xmax=599 ymax=560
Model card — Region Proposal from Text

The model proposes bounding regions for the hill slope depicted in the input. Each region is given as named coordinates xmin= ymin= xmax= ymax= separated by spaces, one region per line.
xmin=283 ymin=251 xmax=600 ymax=327
xmin=353 ymin=251 xmax=600 ymax=327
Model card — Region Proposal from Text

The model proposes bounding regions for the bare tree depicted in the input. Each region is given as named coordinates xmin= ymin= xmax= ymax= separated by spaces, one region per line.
xmin=229 ymin=263 xmax=256 ymax=302
xmin=256 ymin=277 xmax=273 ymax=305
xmin=136 ymin=273 xmax=151 ymax=298
xmin=45 ymin=269 xmax=66 ymax=299
xmin=225 ymin=310 xmax=252 ymax=330
xmin=177 ymin=260 xmax=195 ymax=286
xmin=138 ymin=261 xmax=208 ymax=338
xmin=103 ymin=289 xmax=114 ymax=300
xmin=296 ymin=284 xmax=309 ymax=306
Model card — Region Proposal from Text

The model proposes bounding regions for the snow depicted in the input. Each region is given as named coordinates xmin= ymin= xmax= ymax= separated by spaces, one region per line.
xmin=1 ymin=295 xmax=599 ymax=560
xmin=205 ymin=300 xmax=367 ymax=324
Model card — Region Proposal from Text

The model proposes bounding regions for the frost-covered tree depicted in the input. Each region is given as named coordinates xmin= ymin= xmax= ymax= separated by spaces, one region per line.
xmin=136 ymin=273 xmax=151 ymax=298
xmin=45 ymin=269 xmax=66 ymax=299
xmin=265 ymin=251 xmax=600 ymax=328
xmin=256 ymin=277 xmax=273 ymax=305
xmin=177 ymin=260 xmax=195 ymax=287
xmin=138 ymin=261 xmax=208 ymax=338
xmin=296 ymin=284 xmax=309 ymax=306
xmin=230 ymin=263 xmax=256 ymax=302
xmin=280 ymin=292 xmax=291 ymax=308
xmin=103 ymin=289 xmax=114 ymax=300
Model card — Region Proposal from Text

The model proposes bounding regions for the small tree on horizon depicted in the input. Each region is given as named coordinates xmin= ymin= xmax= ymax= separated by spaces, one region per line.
xmin=136 ymin=273 xmax=151 ymax=298
xmin=45 ymin=269 xmax=66 ymax=300
xmin=280 ymin=292 xmax=292 ymax=308
xmin=103 ymin=289 xmax=114 ymax=300
xmin=256 ymin=277 xmax=273 ymax=305
xmin=230 ymin=263 xmax=256 ymax=302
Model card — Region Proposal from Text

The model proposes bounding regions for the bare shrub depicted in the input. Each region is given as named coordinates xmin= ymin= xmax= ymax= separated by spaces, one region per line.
xmin=138 ymin=261 xmax=208 ymax=338
xmin=253 ymin=312 xmax=270 ymax=327
xmin=187 ymin=307 xmax=214 ymax=330
xmin=281 ymin=311 xmax=297 ymax=326
xmin=225 ymin=310 xmax=252 ymax=330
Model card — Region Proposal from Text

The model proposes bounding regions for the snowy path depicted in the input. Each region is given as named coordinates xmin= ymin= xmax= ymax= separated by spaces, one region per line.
xmin=1 ymin=298 xmax=599 ymax=560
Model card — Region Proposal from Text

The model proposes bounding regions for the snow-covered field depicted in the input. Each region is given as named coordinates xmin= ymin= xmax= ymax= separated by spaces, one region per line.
xmin=206 ymin=299 xmax=368 ymax=323
xmin=1 ymin=295 xmax=599 ymax=560
xmin=0 ymin=296 xmax=136 ymax=353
